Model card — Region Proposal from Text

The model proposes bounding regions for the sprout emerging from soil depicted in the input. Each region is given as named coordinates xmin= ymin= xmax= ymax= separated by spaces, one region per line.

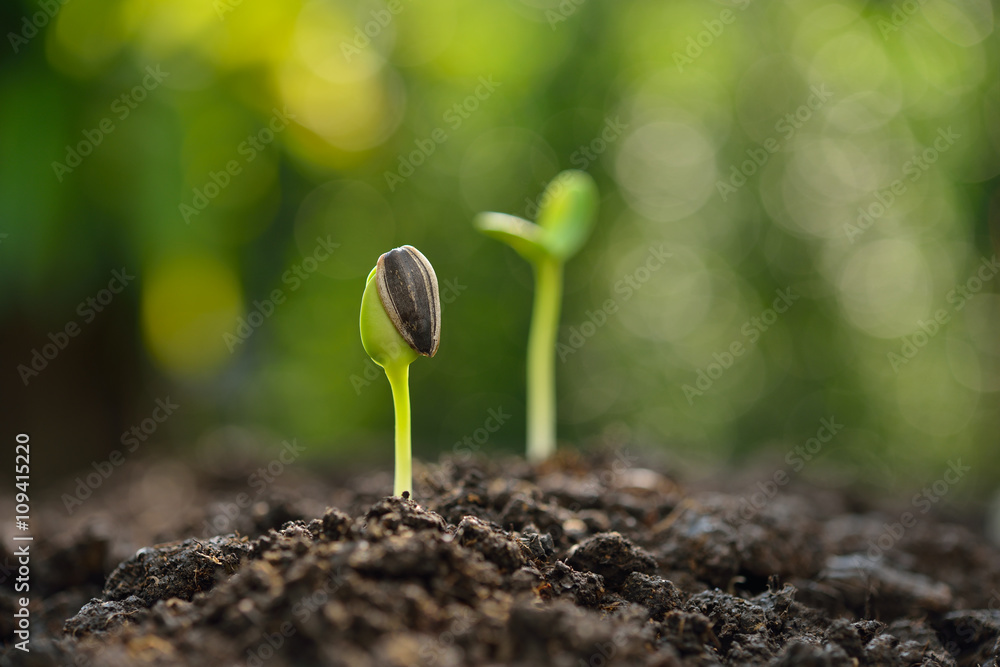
xmin=359 ymin=245 xmax=441 ymax=496
xmin=474 ymin=170 xmax=598 ymax=463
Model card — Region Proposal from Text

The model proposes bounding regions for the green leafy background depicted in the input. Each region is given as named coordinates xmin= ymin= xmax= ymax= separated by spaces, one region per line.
xmin=2 ymin=0 xmax=998 ymax=498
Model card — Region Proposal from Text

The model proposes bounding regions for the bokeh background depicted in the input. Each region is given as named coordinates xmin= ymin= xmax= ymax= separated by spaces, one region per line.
xmin=2 ymin=0 xmax=998 ymax=498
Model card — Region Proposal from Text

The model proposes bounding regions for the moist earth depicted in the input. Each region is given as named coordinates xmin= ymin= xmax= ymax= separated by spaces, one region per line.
xmin=2 ymin=450 xmax=999 ymax=666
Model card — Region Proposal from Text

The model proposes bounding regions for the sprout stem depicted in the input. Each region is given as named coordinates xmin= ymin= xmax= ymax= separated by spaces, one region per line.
xmin=526 ymin=257 xmax=562 ymax=463
xmin=385 ymin=362 xmax=412 ymax=496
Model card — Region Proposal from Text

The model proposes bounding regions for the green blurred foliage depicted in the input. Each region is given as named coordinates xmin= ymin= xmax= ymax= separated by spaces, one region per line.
xmin=2 ymin=0 xmax=999 ymax=494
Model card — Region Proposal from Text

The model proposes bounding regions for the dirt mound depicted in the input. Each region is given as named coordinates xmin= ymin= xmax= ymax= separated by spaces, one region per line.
xmin=4 ymin=452 xmax=1000 ymax=666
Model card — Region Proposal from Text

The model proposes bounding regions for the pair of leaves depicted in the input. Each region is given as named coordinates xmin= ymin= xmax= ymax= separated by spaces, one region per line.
xmin=475 ymin=170 xmax=598 ymax=265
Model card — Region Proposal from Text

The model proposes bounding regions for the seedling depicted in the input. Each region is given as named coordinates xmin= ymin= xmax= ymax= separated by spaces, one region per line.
xmin=359 ymin=245 xmax=441 ymax=496
xmin=474 ymin=170 xmax=598 ymax=463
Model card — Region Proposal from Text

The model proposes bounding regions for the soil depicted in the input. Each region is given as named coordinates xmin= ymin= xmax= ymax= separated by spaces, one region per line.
xmin=3 ymin=449 xmax=1000 ymax=666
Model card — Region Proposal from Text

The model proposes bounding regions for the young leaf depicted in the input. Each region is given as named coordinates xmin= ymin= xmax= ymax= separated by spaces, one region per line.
xmin=359 ymin=245 xmax=441 ymax=497
xmin=535 ymin=170 xmax=598 ymax=261
xmin=474 ymin=212 xmax=549 ymax=264
xmin=473 ymin=170 xmax=601 ymax=463
xmin=360 ymin=266 xmax=419 ymax=369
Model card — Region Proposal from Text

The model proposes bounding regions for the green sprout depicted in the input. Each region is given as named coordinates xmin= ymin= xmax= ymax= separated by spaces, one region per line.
xmin=359 ymin=245 xmax=441 ymax=496
xmin=474 ymin=170 xmax=598 ymax=463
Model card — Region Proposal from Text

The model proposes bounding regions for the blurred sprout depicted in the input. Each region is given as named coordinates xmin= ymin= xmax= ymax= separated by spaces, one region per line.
xmin=475 ymin=170 xmax=598 ymax=462
xmin=360 ymin=245 xmax=441 ymax=496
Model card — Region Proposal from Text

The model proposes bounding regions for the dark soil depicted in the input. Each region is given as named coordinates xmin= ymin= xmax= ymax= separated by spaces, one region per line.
xmin=3 ymin=449 xmax=1000 ymax=666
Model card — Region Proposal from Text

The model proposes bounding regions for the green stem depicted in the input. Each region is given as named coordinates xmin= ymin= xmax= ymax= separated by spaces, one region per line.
xmin=526 ymin=257 xmax=563 ymax=463
xmin=384 ymin=362 xmax=412 ymax=496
